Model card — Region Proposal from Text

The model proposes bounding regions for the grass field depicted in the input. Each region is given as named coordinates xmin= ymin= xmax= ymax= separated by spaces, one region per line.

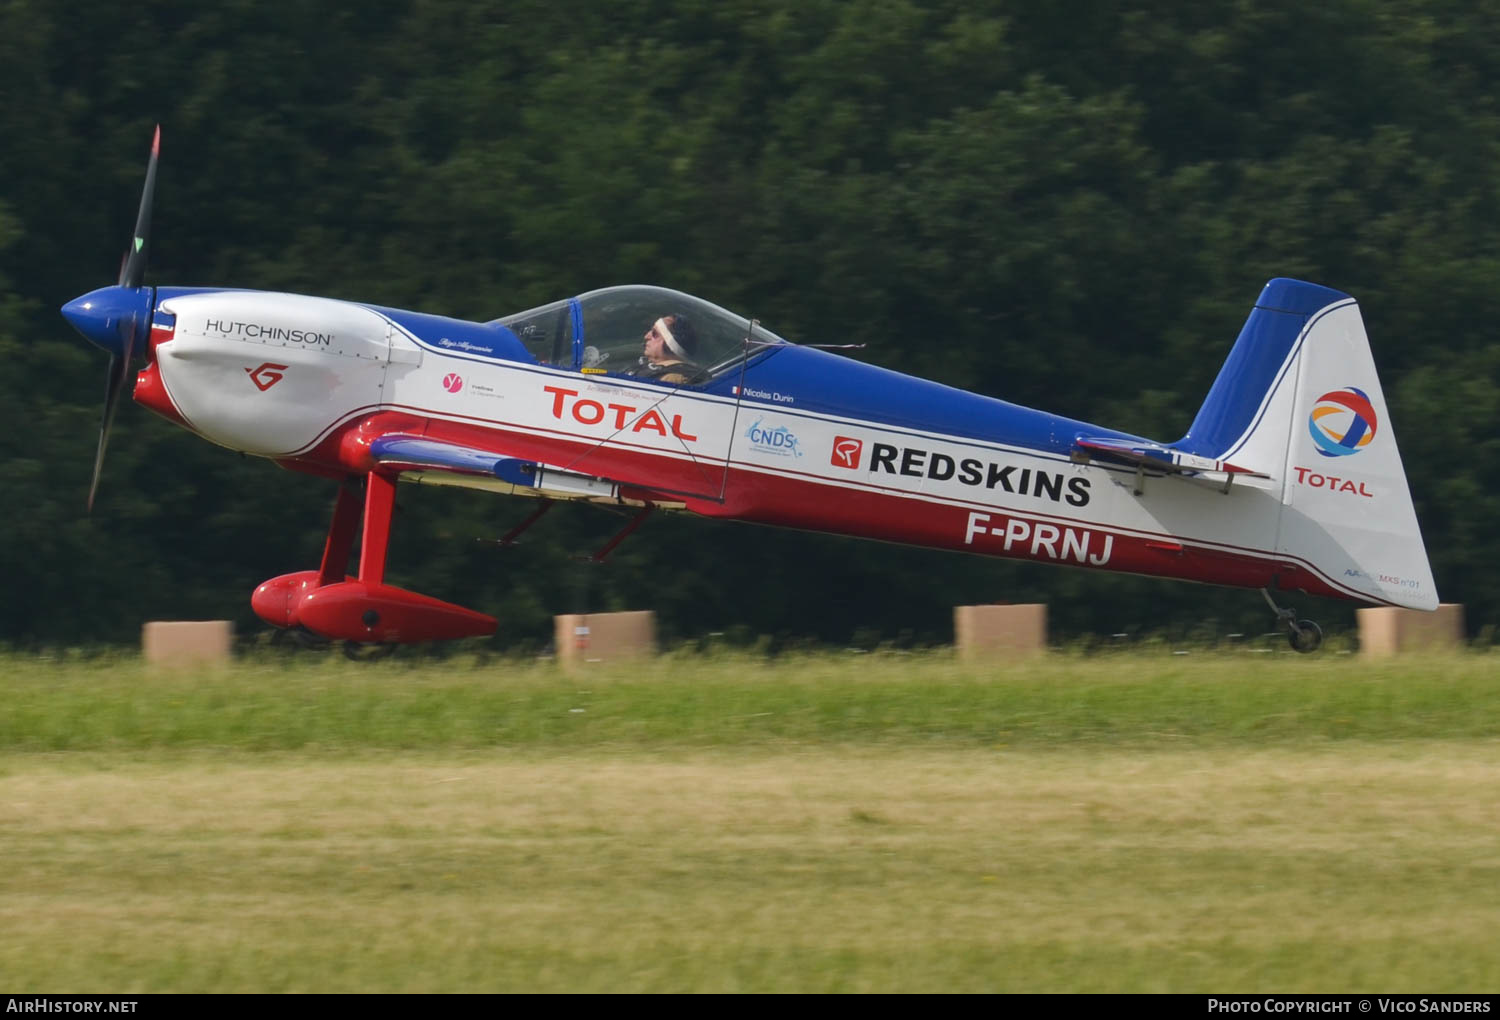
xmin=2 ymin=649 xmax=1497 ymax=992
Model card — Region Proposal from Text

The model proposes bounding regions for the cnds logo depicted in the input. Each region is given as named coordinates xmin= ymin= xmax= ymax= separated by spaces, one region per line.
xmin=831 ymin=436 xmax=863 ymax=469
xmin=245 ymin=362 xmax=288 ymax=391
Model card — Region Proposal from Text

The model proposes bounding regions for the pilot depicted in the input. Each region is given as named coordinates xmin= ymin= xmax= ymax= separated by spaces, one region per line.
xmin=628 ymin=314 xmax=705 ymax=384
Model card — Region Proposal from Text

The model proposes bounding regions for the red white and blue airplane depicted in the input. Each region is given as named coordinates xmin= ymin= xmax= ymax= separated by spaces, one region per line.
xmin=62 ymin=129 xmax=1438 ymax=653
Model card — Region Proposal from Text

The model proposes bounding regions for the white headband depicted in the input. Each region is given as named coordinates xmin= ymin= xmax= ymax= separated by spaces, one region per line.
xmin=654 ymin=317 xmax=685 ymax=358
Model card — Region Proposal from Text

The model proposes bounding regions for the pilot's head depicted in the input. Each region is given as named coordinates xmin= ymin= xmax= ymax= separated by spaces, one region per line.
xmin=643 ymin=314 xmax=698 ymax=363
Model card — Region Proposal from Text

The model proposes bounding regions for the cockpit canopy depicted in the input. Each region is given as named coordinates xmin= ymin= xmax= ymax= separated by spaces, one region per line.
xmin=493 ymin=285 xmax=786 ymax=383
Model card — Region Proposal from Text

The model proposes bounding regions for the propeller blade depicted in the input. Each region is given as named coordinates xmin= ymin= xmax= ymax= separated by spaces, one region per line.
xmin=88 ymin=313 xmax=138 ymax=510
xmin=70 ymin=125 xmax=160 ymax=510
xmin=88 ymin=346 xmax=132 ymax=512
xmin=118 ymin=125 xmax=160 ymax=289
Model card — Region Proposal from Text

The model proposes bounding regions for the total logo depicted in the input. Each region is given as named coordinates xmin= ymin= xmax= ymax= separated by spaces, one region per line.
xmin=1309 ymin=386 xmax=1377 ymax=457
xmin=544 ymin=385 xmax=698 ymax=441
xmin=245 ymin=362 xmax=288 ymax=391
xmin=1292 ymin=465 xmax=1373 ymax=498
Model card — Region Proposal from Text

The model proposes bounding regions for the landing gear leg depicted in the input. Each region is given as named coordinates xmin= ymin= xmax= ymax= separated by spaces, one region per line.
xmin=341 ymin=470 xmax=399 ymax=660
xmin=1260 ymin=588 xmax=1323 ymax=653
xmin=316 ymin=478 xmax=364 ymax=586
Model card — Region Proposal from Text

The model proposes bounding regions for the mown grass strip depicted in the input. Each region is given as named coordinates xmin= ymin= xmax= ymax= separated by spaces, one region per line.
xmin=2 ymin=649 xmax=1496 ymax=752
xmin=4 ymin=747 xmax=1499 ymax=991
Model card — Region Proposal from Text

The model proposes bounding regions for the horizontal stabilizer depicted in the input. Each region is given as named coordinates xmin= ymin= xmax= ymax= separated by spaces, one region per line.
xmin=1073 ymin=436 xmax=1268 ymax=479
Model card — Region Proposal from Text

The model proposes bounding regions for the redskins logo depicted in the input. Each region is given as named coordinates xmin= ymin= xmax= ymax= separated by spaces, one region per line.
xmin=1309 ymin=387 xmax=1378 ymax=458
xmin=830 ymin=436 xmax=863 ymax=469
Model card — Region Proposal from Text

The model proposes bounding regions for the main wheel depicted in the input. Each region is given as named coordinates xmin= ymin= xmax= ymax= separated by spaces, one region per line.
xmin=343 ymin=641 xmax=397 ymax=662
xmin=1287 ymin=619 xmax=1323 ymax=653
xmin=270 ymin=626 xmax=330 ymax=651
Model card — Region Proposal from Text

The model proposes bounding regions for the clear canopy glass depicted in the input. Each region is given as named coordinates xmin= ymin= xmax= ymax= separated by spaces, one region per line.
xmin=494 ymin=285 xmax=786 ymax=383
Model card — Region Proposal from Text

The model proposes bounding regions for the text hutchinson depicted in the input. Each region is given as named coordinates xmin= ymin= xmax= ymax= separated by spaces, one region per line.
xmin=205 ymin=319 xmax=333 ymax=345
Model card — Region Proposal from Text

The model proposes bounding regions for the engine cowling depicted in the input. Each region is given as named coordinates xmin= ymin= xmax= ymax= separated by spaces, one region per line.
xmin=152 ymin=291 xmax=399 ymax=457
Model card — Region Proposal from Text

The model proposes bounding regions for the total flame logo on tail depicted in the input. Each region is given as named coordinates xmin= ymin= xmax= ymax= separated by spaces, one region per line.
xmin=1309 ymin=386 xmax=1378 ymax=457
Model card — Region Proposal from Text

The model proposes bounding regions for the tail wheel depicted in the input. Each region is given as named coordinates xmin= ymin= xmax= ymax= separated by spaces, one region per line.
xmin=1288 ymin=620 xmax=1323 ymax=654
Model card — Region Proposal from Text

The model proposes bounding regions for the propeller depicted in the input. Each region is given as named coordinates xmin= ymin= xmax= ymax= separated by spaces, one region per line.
xmin=61 ymin=125 xmax=161 ymax=510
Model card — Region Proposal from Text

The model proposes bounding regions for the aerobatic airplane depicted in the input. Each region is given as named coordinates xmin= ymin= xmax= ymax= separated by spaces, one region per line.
xmin=62 ymin=129 xmax=1438 ymax=654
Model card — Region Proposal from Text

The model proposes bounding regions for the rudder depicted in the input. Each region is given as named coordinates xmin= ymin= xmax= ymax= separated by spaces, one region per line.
xmin=1177 ymin=279 xmax=1437 ymax=610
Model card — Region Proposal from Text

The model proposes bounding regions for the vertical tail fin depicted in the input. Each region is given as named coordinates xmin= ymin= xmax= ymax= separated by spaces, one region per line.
xmin=1176 ymin=279 xmax=1438 ymax=610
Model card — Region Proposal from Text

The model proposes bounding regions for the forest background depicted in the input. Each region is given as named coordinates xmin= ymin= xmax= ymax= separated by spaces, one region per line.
xmin=3 ymin=0 xmax=1497 ymax=649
